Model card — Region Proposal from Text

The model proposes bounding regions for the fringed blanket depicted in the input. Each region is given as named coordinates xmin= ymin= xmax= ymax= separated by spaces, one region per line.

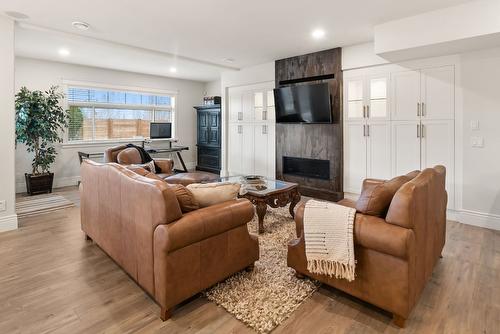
xmin=303 ymin=200 xmax=356 ymax=281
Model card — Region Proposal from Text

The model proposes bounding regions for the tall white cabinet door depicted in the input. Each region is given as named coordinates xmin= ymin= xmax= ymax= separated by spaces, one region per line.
xmin=254 ymin=124 xmax=269 ymax=177
xmin=242 ymin=91 xmax=254 ymax=122
xmin=228 ymin=124 xmax=242 ymax=175
xmin=391 ymin=70 xmax=420 ymax=121
xmin=344 ymin=122 xmax=367 ymax=193
xmin=366 ymin=121 xmax=391 ymax=180
xmin=241 ymin=124 xmax=255 ymax=175
xmin=367 ymin=75 xmax=390 ymax=121
xmin=345 ymin=77 xmax=366 ymax=121
xmin=421 ymin=66 xmax=454 ymax=120
xmin=391 ymin=121 xmax=421 ymax=176
xmin=421 ymin=120 xmax=455 ymax=206
xmin=228 ymin=90 xmax=242 ymax=122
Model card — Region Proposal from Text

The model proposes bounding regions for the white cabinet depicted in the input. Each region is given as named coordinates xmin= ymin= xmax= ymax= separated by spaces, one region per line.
xmin=391 ymin=70 xmax=420 ymax=121
xmin=391 ymin=66 xmax=454 ymax=121
xmin=420 ymin=66 xmax=454 ymax=120
xmin=344 ymin=122 xmax=367 ymax=193
xmin=391 ymin=121 xmax=421 ymax=176
xmin=254 ymin=124 xmax=275 ymax=178
xmin=227 ymin=81 xmax=275 ymax=178
xmin=344 ymin=65 xmax=455 ymax=208
xmin=344 ymin=74 xmax=391 ymax=192
xmin=367 ymin=121 xmax=392 ymax=180
xmin=421 ymin=119 xmax=455 ymax=206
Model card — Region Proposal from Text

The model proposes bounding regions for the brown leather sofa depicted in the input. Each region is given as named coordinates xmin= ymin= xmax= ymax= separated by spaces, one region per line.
xmin=80 ymin=160 xmax=259 ymax=320
xmin=288 ymin=166 xmax=447 ymax=327
xmin=104 ymin=144 xmax=219 ymax=185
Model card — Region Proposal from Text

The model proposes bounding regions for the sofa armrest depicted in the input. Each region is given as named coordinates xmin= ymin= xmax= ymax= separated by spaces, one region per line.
xmin=294 ymin=201 xmax=414 ymax=259
xmin=154 ymin=198 xmax=255 ymax=253
xmin=154 ymin=158 xmax=174 ymax=174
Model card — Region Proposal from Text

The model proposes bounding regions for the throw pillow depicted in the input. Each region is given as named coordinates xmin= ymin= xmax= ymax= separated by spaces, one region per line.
xmin=186 ymin=182 xmax=241 ymax=208
xmin=167 ymin=184 xmax=200 ymax=213
xmin=130 ymin=160 xmax=156 ymax=174
xmin=355 ymin=175 xmax=410 ymax=217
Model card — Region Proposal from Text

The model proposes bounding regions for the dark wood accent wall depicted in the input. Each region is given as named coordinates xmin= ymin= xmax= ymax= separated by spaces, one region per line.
xmin=275 ymin=48 xmax=343 ymax=201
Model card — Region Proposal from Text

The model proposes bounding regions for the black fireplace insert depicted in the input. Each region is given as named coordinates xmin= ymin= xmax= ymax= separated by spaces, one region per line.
xmin=282 ymin=156 xmax=330 ymax=180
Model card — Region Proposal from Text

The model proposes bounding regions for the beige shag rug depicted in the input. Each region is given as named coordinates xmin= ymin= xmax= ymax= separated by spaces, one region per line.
xmin=205 ymin=205 xmax=319 ymax=333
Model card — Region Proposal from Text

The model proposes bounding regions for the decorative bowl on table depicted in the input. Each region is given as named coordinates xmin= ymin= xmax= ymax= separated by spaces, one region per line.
xmin=242 ymin=175 xmax=265 ymax=184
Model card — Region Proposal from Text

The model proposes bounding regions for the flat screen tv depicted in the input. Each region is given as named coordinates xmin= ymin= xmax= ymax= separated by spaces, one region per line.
xmin=150 ymin=122 xmax=172 ymax=139
xmin=274 ymin=83 xmax=332 ymax=123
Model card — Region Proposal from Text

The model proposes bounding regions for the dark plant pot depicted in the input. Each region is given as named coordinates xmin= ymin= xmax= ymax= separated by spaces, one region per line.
xmin=25 ymin=173 xmax=54 ymax=195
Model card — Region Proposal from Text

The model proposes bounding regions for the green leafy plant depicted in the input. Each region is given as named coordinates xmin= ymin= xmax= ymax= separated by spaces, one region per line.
xmin=15 ymin=86 xmax=69 ymax=175
xmin=68 ymin=106 xmax=84 ymax=140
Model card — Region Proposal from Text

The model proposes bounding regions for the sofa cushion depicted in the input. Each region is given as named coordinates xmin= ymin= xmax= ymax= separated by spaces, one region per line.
xmin=186 ymin=182 xmax=240 ymax=208
xmin=355 ymin=175 xmax=411 ymax=217
xmin=165 ymin=171 xmax=219 ymax=186
xmin=167 ymin=184 xmax=199 ymax=213
xmin=126 ymin=165 xmax=163 ymax=181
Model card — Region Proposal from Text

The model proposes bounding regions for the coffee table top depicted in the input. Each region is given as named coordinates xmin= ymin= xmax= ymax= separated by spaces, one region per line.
xmin=216 ymin=176 xmax=298 ymax=197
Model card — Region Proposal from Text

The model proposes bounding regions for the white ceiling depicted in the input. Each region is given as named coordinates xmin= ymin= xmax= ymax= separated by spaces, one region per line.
xmin=2 ymin=0 xmax=474 ymax=82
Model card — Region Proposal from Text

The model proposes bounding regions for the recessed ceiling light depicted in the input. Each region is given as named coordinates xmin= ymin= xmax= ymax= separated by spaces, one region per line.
xmin=58 ymin=48 xmax=70 ymax=57
xmin=223 ymin=57 xmax=235 ymax=63
xmin=72 ymin=21 xmax=90 ymax=31
xmin=311 ymin=29 xmax=326 ymax=40
xmin=169 ymin=67 xmax=177 ymax=73
xmin=4 ymin=11 xmax=30 ymax=20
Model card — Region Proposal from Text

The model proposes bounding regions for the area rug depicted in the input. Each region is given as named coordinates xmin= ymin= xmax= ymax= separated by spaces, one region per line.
xmin=16 ymin=194 xmax=75 ymax=218
xmin=205 ymin=206 xmax=320 ymax=333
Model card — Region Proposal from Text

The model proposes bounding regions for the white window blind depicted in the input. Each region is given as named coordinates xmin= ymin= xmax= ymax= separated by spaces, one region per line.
xmin=67 ymin=86 xmax=175 ymax=142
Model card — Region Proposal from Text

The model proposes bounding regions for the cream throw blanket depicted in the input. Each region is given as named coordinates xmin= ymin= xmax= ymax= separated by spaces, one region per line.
xmin=303 ymin=200 xmax=356 ymax=281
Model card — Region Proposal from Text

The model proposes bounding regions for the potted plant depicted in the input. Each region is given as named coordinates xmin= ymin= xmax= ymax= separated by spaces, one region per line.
xmin=15 ymin=86 xmax=69 ymax=195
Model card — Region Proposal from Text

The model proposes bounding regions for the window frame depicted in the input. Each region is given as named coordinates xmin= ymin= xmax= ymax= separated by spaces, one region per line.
xmin=62 ymin=80 xmax=178 ymax=146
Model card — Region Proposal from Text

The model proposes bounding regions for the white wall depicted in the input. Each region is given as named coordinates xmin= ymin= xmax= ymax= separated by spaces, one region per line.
xmin=374 ymin=0 xmax=500 ymax=61
xmin=342 ymin=42 xmax=389 ymax=70
xmin=15 ymin=57 xmax=205 ymax=192
xmin=343 ymin=42 xmax=500 ymax=230
xmin=204 ymin=79 xmax=221 ymax=96
xmin=0 ymin=16 xmax=17 ymax=231
xmin=220 ymin=62 xmax=275 ymax=176
xmin=460 ymin=47 xmax=500 ymax=218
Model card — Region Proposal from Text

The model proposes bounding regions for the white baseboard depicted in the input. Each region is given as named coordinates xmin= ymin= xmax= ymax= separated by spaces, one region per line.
xmin=0 ymin=214 xmax=18 ymax=232
xmin=455 ymin=209 xmax=500 ymax=231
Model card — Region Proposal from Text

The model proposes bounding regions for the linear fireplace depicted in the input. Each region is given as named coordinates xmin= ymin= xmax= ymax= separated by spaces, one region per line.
xmin=283 ymin=156 xmax=330 ymax=180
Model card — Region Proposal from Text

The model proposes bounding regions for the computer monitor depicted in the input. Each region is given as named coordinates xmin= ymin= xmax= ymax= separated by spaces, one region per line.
xmin=150 ymin=122 xmax=172 ymax=139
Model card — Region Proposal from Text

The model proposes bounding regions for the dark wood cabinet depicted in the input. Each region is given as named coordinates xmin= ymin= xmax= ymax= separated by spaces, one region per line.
xmin=195 ymin=105 xmax=221 ymax=174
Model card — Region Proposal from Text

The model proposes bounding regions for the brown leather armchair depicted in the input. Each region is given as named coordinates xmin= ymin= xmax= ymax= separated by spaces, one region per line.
xmin=104 ymin=145 xmax=219 ymax=185
xmin=287 ymin=166 xmax=447 ymax=327
xmin=104 ymin=144 xmax=174 ymax=178
xmin=80 ymin=160 xmax=259 ymax=320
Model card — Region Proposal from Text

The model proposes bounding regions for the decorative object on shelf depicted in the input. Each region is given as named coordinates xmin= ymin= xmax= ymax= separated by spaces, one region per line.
xmin=203 ymin=95 xmax=221 ymax=106
xmin=15 ymin=86 xmax=69 ymax=195
xmin=195 ymin=104 xmax=221 ymax=174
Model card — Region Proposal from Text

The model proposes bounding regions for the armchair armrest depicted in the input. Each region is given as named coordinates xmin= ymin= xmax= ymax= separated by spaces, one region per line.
xmin=154 ymin=198 xmax=255 ymax=253
xmin=294 ymin=201 xmax=414 ymax=259
xmin=154 ymin=158 xmax=174 ymax=174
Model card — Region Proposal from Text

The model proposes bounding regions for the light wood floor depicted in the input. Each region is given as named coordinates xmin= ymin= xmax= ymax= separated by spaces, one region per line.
xmin=1 ymin=187 xmax=499 ymax=333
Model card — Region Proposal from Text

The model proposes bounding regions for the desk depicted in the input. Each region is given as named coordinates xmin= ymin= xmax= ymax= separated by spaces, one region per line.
xmin=78 ymin=146 xmax=190 ymax=172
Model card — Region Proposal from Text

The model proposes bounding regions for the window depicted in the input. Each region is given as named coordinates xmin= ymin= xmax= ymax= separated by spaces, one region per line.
xmin=67 ymin=86 xmax=175 ymax=142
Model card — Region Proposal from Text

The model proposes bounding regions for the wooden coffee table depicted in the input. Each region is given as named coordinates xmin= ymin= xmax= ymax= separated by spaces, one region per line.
xmin=219 ymin=177 xmax=301 ymax=234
